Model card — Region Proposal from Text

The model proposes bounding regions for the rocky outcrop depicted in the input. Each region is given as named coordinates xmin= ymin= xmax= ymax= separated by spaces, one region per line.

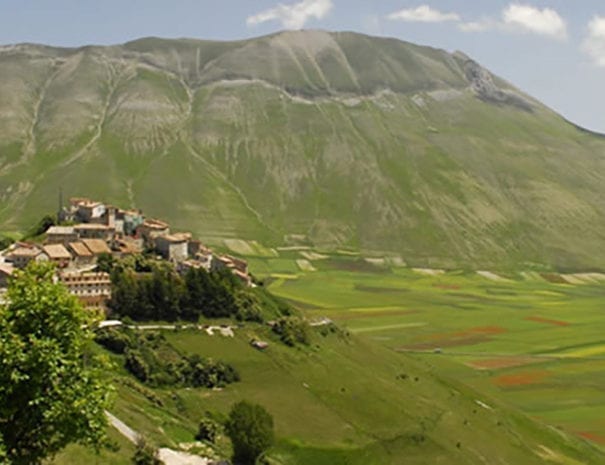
xmin=461 ymin=56 xmax=533 ymax=112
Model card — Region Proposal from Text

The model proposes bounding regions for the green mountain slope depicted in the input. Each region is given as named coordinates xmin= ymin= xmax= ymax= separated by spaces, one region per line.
xmin=54 ymin=327 xmax=605 ymax=465
xmin=1 ymin=30 xmax=605 ymax=269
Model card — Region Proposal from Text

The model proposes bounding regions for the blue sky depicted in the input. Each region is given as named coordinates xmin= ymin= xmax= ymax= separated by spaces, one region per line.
xmin=1 ymin=0 xmax=605 ymax=132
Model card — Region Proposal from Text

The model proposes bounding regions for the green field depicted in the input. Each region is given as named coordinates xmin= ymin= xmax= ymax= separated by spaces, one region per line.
xmin=257 ymin=254 xmax=605 ymax=450
xmin=48 ymin=252 xmax=605 ymax=464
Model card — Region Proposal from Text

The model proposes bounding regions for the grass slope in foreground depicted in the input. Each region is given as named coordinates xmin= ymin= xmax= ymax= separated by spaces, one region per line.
xmin=52 ymin=320 xmax=603 ymax=464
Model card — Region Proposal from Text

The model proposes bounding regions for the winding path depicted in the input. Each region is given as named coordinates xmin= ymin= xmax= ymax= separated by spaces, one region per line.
xmin=106 ymin=411 xmax=211 ymax=465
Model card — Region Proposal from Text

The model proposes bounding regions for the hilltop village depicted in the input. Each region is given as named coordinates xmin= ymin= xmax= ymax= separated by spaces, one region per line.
xmin=0 ymin=198 xmax=252 ymax=308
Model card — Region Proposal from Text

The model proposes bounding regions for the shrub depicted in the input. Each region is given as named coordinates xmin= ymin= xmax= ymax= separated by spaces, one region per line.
xmin=125 ymin=349 xmax=151 ymax=383
xmin=196 ymin=418 xmax=221 ymax=443
xmin=272 ymin=317 xmax=310 ymax=347
xmin=95 ymin=327 xmax=132 ymax=354
xmin=132 ymin=437 xmax=161 ymax=465
xmin=180 ymin=355 xmax=240 ymax=388
xmin=225 ymin=401 xmax=274 ymax=465
xmin=96 ymin=327 xmax=239 ymax=389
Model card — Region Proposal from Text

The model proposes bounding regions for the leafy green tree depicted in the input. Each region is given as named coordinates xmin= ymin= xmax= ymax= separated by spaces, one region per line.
xmin=96 ymin=252 xmax=115 ymax=273
xmin=0 ymin=262 xmax=111 ymax=465
xmin=132 ymin=437 xmax=161 ymax=465
xmin=109 ymin=268 xmax=140 ymax=317
xmin=225 ymin=401 xmax=274 ymax=465
xmin=272 ymin=317 xmax=310 ymax=347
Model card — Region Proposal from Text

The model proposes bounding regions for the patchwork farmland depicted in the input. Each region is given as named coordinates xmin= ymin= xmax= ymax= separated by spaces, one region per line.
xmin=244 ymin=250 xmax=605 ymax=449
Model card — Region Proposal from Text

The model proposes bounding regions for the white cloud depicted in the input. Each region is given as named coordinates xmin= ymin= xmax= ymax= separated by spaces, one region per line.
xmin=502 ymin=4 xmax=567 ymax=39
xmin=246 ymin=0 xmax=333 ymax=30
xmin=458 ymin=19 xmax=497 ymax=33
xmin=458 ymin=3 xmax=567 ymax=40
xmin=582 ymin=16 xmax=605 ymax=67
xmin=387 ymin=5 xmax=460 ymax=23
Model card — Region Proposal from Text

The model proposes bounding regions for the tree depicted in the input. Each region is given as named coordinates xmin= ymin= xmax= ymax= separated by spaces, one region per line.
xmin=272 ymin=317 xmax=310 ymax=347
xmin=96 ymin=252 xmax=115 ymax=273
xmin=196 ymin=417 xmax=221 ymax=443
xmin=132 ymin=437 xmax=161 ymax=465
xmin=225 ymin=401 xmax=274 ymax=465
xmin=0 ymin=262 xmax=111 ymax=465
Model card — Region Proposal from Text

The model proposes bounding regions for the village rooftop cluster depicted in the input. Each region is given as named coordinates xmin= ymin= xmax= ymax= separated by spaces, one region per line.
xmin=0 ymin=197 xmax=252 ymax=307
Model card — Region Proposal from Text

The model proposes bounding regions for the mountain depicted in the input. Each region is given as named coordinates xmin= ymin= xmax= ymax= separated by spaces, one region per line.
xmin=1 ymin=30 xmax=605 ymax=270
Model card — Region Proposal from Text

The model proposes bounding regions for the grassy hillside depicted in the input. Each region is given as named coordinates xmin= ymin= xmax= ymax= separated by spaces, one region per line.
xmin=257 ymin=252 xmax=605 ymax=451
xmin=51 ymin=321 xmax=604 ymax=464
xmin=1 ymin=31 xmax=605 ymax=269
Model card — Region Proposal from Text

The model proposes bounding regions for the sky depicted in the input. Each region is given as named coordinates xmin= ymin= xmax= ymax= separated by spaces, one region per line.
xmin=1 ymin=1 xmax=605 ymax=132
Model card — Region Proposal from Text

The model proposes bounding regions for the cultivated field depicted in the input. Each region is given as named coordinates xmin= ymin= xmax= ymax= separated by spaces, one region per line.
xmin=256 ymin=252 xmax=605 ymax=449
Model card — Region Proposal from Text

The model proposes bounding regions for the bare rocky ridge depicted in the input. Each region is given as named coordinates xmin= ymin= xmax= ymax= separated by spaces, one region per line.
xmin=460 ymin=55 xmax=533 ymax=111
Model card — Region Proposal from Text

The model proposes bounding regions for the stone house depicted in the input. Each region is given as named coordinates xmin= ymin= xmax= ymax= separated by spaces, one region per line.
xmin=211 ymin=255 xmax=236 ymax=273
xmin=113 ymin=236 xmax=143 ymax=257
xmin=154 ymin=233 xmax=191 ymax=262
xmin=42 ymin=244 xmax=72 ymax=269
xmin=74 ymin=223 xmax=115 ymax=241
xmin=74 ymin=200 xmax=106 ymax=222
xmin=67 ymin=242 xmax=95 ymax=267
xmin=225 ymin=255 xmax=248 ymax=274
xmin=5 ymin=244 xmax=49 ymax=269
xmin=45 ymin=226 xmax=79 ymax=245
xmin=137 ymin=219 xmax=170 ymax=243
xmin=59 ymin=271 xmax=112 ymax=309
xmin=117 ymin=209 xmax=145 ymax=236
xmin=80 ymin=238 xmax=112 ymax=257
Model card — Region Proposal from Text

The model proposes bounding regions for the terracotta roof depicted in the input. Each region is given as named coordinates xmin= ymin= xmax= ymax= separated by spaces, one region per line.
xmin=46 ymin=226 xmax=75 ymax=235
xmin=143 ymin=219 xmax=169 ymax=229
xmin=158 ymin=233 xmax=191 ymax=243
xmin=81 ymin=239 xmax=112 ymax=255
xmin=234 ymin=270 xmax=250 ymax=280
xmin=8 ymin=246 xmax=42 ymax=258
xmin=226 ymin=254 xmax=248 ymax=268
xmin=119 ymin=209 xmax=141 ymax=216
xmin=70 ymin=197 xmax=92 ymax=206
xmin=74 ymin=223 xmax=112 ymax=231
xmin=0 ymin=263 xmax=15 ymax=276
xmin=77 ymin=200 xmax=103 ymax=209
xmin=115 ymin=239 xmax=141 ymax=254
xmin=68 ymin=242 xmax=93 ymax=257
xmin=42 ymin=244 xmax=72 ymax=260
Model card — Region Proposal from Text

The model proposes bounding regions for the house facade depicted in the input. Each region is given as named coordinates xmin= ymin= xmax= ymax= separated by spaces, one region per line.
xmin=42 ymin=244 xmax=72 ymax=269
xmin=67 ymin=241 xmax=95 ymax=267
xmin=5 ymin=245 xmax=49 ymax=269
xmin=155 ymin=233 xmax=190 ymax=262
xmin=74 ymin=224 xmax=115 ymax=241
xmin=138 ymin=219 xmax=170 ymax=243
xmin=45 ymin=226 xmax=79 ymax=245
xmin=59 ymin=272 xmax=112 ymax=308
